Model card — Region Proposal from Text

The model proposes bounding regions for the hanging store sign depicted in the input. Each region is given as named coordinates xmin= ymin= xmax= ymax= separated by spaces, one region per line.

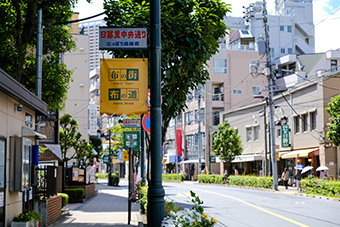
xmin=99 ymin=27 xmax=147 ymax=50
xmin=282 ymin=124 xmax=290 ymax=148
xmin=100 ymin=59 xmax=148 ymax=116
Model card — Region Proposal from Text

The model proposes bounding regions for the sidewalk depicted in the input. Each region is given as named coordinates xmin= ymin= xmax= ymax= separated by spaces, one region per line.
xmin=50 ymin=179 xmax=143 ymax=227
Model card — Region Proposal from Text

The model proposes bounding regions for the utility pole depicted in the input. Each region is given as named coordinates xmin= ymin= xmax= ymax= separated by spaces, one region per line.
xmin=262 ymin=0 xmax=278 ymax=190
xmin=197 ymin=84 xmax=202 ymax=177
xmin=175 ymin=117 xmax=178 ymax=180
xmin=263 ymin=101 xmax=268 ymax=176
xmin=148 ymin=0 xmax=165 ymax=224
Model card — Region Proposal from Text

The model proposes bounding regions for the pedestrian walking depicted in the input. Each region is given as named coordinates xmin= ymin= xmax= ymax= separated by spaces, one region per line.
xmin=295 ymin=169 xmax=302 ymax=192
xmin=281 ymin=167 xmax=289 ymax=189
xmin=320 ymin=170 xmax=328 ymax=179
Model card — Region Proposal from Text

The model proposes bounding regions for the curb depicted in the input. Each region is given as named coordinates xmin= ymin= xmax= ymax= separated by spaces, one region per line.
xmin=182 ymin=181 xmax=340 ymax=202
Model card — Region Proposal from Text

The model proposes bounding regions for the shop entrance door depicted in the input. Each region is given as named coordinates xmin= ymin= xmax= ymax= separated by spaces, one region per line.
xmin=0 ymin=137 xmax=6 ymax=227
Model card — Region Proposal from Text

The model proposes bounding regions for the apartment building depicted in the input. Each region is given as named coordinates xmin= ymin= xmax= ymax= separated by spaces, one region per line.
xmin=79 ymin=20 xmax=111 ymax=71
xmin=171 ymin=0 xmax=316 ymax=176
xmin=226 ymin=0 xmax=314 ymax=60
xmin=220 ymin=49 xmax=340 ymax=177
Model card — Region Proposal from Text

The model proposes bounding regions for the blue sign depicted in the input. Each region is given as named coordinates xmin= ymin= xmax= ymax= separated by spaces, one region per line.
xmin=118 ymin=149 xmax=123 ymax=160
xmin=103 ymin=155 xmax=109 ymax=163
xmin=142 ymin=113 xmax=151 ymax=133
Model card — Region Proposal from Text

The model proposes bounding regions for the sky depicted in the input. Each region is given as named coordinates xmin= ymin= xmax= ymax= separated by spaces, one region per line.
xmin=74 ymin=0 xmax=340 ymax=53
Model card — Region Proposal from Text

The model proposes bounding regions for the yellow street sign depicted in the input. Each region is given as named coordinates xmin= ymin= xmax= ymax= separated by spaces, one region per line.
xmin=123 ymin=150 xmax=129 ymax=161
xmin=100 ymin=58 xmax=148 ymax=116
xmin=112 ymin=158 xmax=117 ymax=164
xmin=276 ymin=151 xmax=280 ymax=161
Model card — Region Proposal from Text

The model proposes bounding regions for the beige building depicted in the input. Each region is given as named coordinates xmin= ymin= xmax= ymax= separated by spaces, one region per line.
xmin=166 ymin=30 xmax=267 ymax=178
xmin=61 ymin=13 xmax=90 ymax=165
xmin=0 ymin=69 xmax=47 ymax=226
xmin=220 ymin=50 xmax=340 ymax=178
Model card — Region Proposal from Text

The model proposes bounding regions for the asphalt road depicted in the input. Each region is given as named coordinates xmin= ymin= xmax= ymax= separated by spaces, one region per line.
xmin=163 ymin=182 xmax=340 ymax=227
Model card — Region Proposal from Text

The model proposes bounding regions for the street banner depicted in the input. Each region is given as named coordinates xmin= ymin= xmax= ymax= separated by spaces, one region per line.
xmin=176 ymin=129 xmax=182 ymax=156
xmin=281 ymin=124 xmax=290 ymax=147
xmin=99 ymin=27 xmax=147 ymax=50
xmin=100 ymin=59 xmax=148 ymax=116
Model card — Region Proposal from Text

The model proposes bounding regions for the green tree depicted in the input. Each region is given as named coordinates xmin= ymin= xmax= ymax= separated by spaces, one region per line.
xmin=0 ymin=0 xmax=90 ymax=110
xmin=90 ymin=135 xmax=103 ymax=164
xmin=103 ymin=0 xmax=231 ymax=141
xmin=326 ymin=95 xmax=340 ymax=145
xmin=59 ymin=114 xmax=81 ymax=162
xmin=210 ymin=120 xmax=242 ymax=173
xmin=74 ymin=139 xmax=96 ymax=167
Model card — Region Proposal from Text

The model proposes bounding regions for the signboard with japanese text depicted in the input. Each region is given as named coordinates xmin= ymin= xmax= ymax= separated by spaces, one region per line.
xmin=100 ymin=59 xmax=148 ymax=116
xmin=281 ymin=124 xmax=290 ymax=148
xmin=123 ymin=119 xmax=140 ymax=128
xmin=99 ymin=27 xmax=147 ymax=50
xmin=88 ymin=104 xmax=97 ymax=135
xmin=123 ymin=150 xmax=129 ymax=161
xmin=123 ymin=131 xmax=140 ymax=150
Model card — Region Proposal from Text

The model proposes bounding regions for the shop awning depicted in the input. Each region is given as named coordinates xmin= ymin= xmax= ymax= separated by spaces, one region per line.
xmin=232 ymin=154 xmax=262 ymax=163
xmin=22 ymin=127 xmax=47 ymax=140
xmin=281 ymin=148 xmax=319 ymax=159
xmin=179 ymin=159 xmax=205 ymax=164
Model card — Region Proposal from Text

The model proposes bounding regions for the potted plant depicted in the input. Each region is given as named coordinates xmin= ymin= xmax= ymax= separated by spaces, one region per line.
xmin=11 ymin=210 xmax=41 ymax=227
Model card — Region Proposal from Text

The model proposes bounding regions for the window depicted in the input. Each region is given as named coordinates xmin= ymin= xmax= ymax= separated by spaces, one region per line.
xmin=310 ymin=112 xmax=317 ymax=130
xmin=288 ymin=48 xmax=293 ymax=54
xmin=246 ymin=128 xmax=252 ymax=142
xmin=287 ymin=26 xmax=292 ymax=32
xmin=213 ymin=58 xmax=227 ymax=74
xmin=305 ymin=38 xmax=309 ymax=45
xmin=251 ymin=86 xmax=261 ymax=96
xmin=213 ymin=112 xmax=219 ymax=125
xmin=281 ymin=48 xmax=285 ymax=54
xmin=294 ymin=116 xmax=300 ymax=134
xmin=277 ymin=128 xmax=281 ymax=137
xmin=185 ymin=111 xmax=193 ymax=125
xmin=331 ymin=60 xmax=337 ymax=72
xmin=233 ymin=89 xmax=242 ymax=95
xmin=254 ymin=126 xmax=259 ymax=141
xmin=302 ymin=114 xmax=308 ymax=132
xmin=280 ymin=26 xmax=284 ymax=31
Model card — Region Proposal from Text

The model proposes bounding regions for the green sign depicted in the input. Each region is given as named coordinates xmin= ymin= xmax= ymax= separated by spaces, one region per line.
xmin=103 ymin=155 xmax=109 ymax=163
xmin=282 ymin=124 xmax=290 ymax=148
xmin=123 ymin=131 xmax=140 ymax=150
xmin=210 ymin=156 xmax=216 ymax=163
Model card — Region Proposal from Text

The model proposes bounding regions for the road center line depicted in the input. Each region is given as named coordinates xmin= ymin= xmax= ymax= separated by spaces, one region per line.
xmin=170 ymin=185 xmax=309 ymax=227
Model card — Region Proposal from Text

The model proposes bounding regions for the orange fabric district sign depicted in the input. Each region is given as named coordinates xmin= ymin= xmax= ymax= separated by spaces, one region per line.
xmin=100 ymin=59 xmax=148 ymax=116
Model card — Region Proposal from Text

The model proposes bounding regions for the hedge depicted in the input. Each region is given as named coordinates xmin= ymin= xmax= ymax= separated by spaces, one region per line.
xmin=301 ymin=176 xmax=340 ymax=198
xmin=108 ymin=173 xmax=120 ymax=186
xmin=96 ymin=173 xmax=108 ymax=179
xmin=228 ymin=176 xmax=273 ymax=189
xmin=198 ymin=174 xmax=224 ymax=184
xmin=162 ymin=174 xmax=184 ymax=182
xmin=58 ymin=193 xmax=69 ymax=208
xmin=64 ymin=188 xmax=85 ymax=201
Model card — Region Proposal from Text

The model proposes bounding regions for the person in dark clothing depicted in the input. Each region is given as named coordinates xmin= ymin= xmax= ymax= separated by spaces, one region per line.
xmin=295 ymin=170 xmax=302 ymax=192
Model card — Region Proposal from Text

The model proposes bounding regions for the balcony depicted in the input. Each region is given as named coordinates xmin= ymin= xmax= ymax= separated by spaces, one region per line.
xmin=89 ymin=68 xmax=100 ymax=79
xmin=89 ymin=81 xmax=100 ymax=93
xmin=212 ymin=94 xmax=224 ymax=108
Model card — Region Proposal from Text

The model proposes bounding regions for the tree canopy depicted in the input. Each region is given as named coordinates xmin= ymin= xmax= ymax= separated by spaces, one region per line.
xmin=0 ymin=0 xmax=91 ymax=110
xmin=210 ymin=120 xmax=242 ymax=164
xmin=103 ymin=0 xmax=231 ymax=140
xmin=326 ymin=95 xmax=340 ymax=146
xmin=59 ymin=114 xmax=82 ymax=162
